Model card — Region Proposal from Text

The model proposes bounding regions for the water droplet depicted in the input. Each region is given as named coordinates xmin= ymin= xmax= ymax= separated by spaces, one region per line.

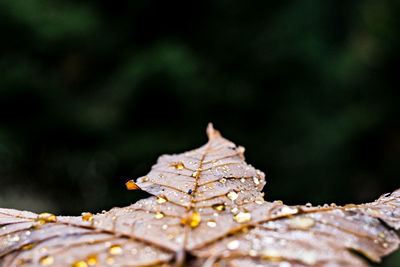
xmin=181 ymin=210 xmax=201 ymax=228
xmin=219 ymin=178 xmax=227 ymax=184
xmin=255 ymin=199 xmax=263 ymax=205
xmin=249 ymin=249 xmax=257 ymax=256
xmin=109 ymin=244 xmax=122 ymax=255
xmin=155 ymin=212 xmax=165 ymax=219
xmin=383 ymin=242 xmax=389 ymax=248
xmin=231 ymin=207 xmax=238 ymax=213
xmin=233 ymin=212 xmax=251 ymax=223
xmin=192 ymin=171 xmax=199 ymax=177
xmin=162 ymin=224 xmax=168 ymax=230
xmin=260 ymin=249 xmax=282 ymax=261
xmin=227 ymin=191 xmax=238 ymax=200
xmin=142 ymin=176 xmax=149 ymax=182
xmin=22 ymin=243 xmax=35 ymax=250
xmin=39 ymin=256 xmax=54 ymax=266
xmin=169 ymin=162 xmax=185 ymax=170
xmin=287 ymin=216 xmax=314 ymax=230
xmin=72 ymin=261 xmax=87 ymax=267
xmin=87 ymin=254 xmax=98 ymax=266
xmin=156 ymin=195 xmax=168 ymax=204
xmin=277 ymin=206 xmax=298 ymax=216
xmin=240 ymin=178 xmax=246 ymax=183
xmin=11 ymin=235 xmax=20 ymax=242
xmin=227 ymin=240 xmax=240 ymax=250
xmin=37 ymin=213 xmax=57 ymax=224
xmin=305 ymin=203 xmax=312 ymax=208
xmin=81 ymin=212 xmax=93 ymax=222
xmin=206 ymin=219 xmax=217 ymax=228
xmin=252 ymin=176 xmax=260 ymax=185
xmin=212 ymin=203 xmax=225 ymax=211
xmin=125 ymin=180 xmax=140 ymax=190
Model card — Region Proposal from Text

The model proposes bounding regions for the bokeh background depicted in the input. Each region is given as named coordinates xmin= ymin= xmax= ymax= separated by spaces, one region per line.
xmin=0 ymin=0 xmax=399 ymax=264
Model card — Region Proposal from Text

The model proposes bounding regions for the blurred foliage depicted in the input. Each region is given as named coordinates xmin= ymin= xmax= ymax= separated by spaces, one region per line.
xmin=0 ymin=0 xmax=399 ymax=264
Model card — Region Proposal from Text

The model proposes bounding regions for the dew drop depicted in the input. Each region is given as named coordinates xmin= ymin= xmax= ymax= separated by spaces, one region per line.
xmin=87 ymin=254 xmax=98 ymax=266
xmin=227 ymin=240 xmax=240 ymax=250
xmin=219 ymin=178 xmax=227 ymax=184
xmin=192 ymin=171 xmax=198 ymax=177
xmin=109 ymin=244 xmax=122 ymax=255
xmin=37 ymin=213 xmax=57 ymax=224
xmin=287 ymin=216 xmax=314 ymax=230
xmin=22 ymin=243 xmax=35 ymax=250
xmin=72 ymin=261 xmax=87 ymax=267
xmin=162 ymin=224 xmax=168 ymax=230
xmin=233 ymin=212 xmax=251 ymax=223
xmin=142 ymin=176 xmax=149 ymax=182
xmin=181 ymin=210 xmax=201 ymax=228
xmin=206 ymin=219 xmax=217 ymax=228
xmin=278 ymin=206 xmax=298 ymax=216
xmin=227 ymin=191 xmax=238 ymax=200
xmin=252 ymin=176 xmax=260 ymax=185
xmin=240 ymin=178 xmax=246 ymax=183
xmin=125 ymin=180 xmax=140 ymax=190
xmin=156 ymin=195 xmax=168 ymax=204
xmin=39 ymin=256 xmax=54 ymax=266
xmin=212 ymin=203 xmax=226 ymax=211
xmin=249 ymin=249 xmax=257 ymax=256
xmin=155 ymin=212 xmax=165 ymax=219
xmin=81 ymin=212 xmax=93 ymax=222
xmin=169 ymin=162 xmax=185 ymax=170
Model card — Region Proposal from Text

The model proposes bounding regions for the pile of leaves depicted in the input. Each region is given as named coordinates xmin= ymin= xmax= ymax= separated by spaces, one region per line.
xmin=1 ymin=124 xmax=399 ymax=266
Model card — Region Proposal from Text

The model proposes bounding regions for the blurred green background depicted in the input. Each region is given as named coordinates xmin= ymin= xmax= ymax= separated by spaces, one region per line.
xmin=0 ymin=0 xmax=399 ymax=264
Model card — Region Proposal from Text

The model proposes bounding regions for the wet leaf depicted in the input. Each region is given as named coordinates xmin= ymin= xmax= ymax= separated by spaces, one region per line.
xmin=0 ymin=124 xmax=399 ymax=266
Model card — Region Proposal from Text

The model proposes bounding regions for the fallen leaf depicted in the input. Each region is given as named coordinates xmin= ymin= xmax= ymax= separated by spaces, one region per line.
xmin=0 ymin=123 xmax=399 ymax=266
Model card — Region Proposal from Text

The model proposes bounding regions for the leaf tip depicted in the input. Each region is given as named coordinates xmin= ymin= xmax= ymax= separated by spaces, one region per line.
xmin=207 ymin=123 xmax=221 ymax=139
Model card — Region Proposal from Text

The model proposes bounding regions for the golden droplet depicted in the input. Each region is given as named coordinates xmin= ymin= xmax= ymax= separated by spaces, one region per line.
xmin=192 ymin=171 xmax=199 ymax=177
xmin=22 ymin=243 xmax=35 ymax=250
xmin=212 ymin=203 xmax=225 ymax=211
xmin=260 ymin=249 xmax=282 ymax=261
xmin=39 ymin=256 xmax=54 ymax=266
xmin=142 ymin=176 xmax=149 ymax=182
xmin=169 ymin=162 xmax=185 ymax=170
xmin=227 ymin=191 xmax=238 ymax=200
xmin=81 ymin=212 xmax=93 ymax=222
xmin=227 ymin=240 xmax=240 ymax=250
xmin=219 ymin=178 xmax=227 ymax=184
xmin=109 ymin=244 xmax=122 ymax=255
xmin=155 ymin=212 xmax=165 ymax=219
xmin=181 ymin=210 xmax=201 ymax=228
xmin=287 ymin=216 xmax=315 ymax=230
xmin=156 ymin=195 xmax=168 ymax=204
xmin=125 ymin=180 xmax=140 ymax=190
xmin=37 ymin=213 xmax=57 ymax=224
xmin=72 ymin=261 xmax=88 ymax=267
xmin=379 ymin=232 xmax=385 ymax=238
xmin=233 ymin=212 xmax=251 ymax=223
xmin=206 ymin=219 xmax=217 ymax=228
xmin=87 ymin=254 xmax=98 ymax=266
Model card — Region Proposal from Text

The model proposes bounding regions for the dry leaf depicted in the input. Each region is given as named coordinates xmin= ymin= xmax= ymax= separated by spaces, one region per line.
xmin=0 ymin=123 xmax=399 ymax=266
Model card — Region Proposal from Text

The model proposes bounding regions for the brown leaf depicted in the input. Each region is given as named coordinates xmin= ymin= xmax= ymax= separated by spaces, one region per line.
xmin=0 ymin=123 xmax=399 ymax=266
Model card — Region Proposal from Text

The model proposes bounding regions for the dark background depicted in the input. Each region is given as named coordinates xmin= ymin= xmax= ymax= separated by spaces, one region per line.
xmin=0 ymin=0 xmax=399 ymax=264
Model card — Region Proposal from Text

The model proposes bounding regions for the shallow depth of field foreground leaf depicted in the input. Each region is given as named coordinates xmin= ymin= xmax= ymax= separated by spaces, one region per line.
xmin=1 ymin=124 xmax=399 ymax=267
